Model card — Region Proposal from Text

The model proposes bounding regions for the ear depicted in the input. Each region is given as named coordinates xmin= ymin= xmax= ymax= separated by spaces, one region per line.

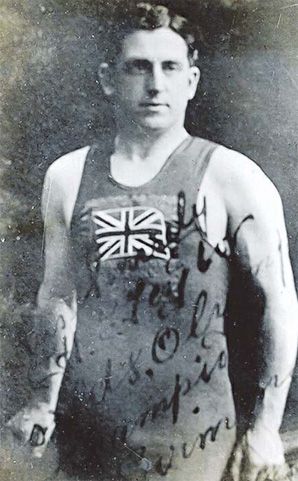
xmin=188 ymin=66 xmax=200 ymax=100
xmin=98 ymin=62 xmax=115 ymax=96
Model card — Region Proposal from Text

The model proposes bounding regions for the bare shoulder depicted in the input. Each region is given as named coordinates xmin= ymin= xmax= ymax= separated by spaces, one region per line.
xmin=42 ymin=146 xmax=90 ymax=228
xmin=46 ymin=145 xmax=90 ymax=190
xmin=197 ymin=144 xmax=285 ymax=250
xmin=205 ymin=145 xmax=283 ymax=219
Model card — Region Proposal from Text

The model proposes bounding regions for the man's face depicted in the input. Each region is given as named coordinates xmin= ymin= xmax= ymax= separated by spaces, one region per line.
xmin=101 ymin=28 xmax=200 ymax=132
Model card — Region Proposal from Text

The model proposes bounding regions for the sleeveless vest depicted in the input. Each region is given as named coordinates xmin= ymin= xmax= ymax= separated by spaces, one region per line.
xmin=61 ymin=136 xmax=236 ymax=481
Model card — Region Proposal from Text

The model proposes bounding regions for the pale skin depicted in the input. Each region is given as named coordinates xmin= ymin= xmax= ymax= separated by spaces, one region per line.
xmin=7 ymin=27 xmax=298 ymax=479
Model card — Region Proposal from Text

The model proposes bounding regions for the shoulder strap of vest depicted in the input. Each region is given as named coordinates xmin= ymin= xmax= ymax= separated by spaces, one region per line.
xmin=189 ymin=137 xmax=218 ymax=188
xmin=170 ymin=137 xmax=218 ymax=210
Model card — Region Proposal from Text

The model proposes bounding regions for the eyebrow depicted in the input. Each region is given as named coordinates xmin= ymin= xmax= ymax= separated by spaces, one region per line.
xmin=124 ymin=58 xmax=151 ymax=65
xmin=121 ymin=58 xmax=185 ymax=68
xmin=162 ymin=60 xmax=184 ymax=67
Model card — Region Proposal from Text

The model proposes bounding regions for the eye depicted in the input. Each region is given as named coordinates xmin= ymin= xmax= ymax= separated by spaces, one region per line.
xmin=123 ymin=59 xmax=151 ymax=75
xmin=162 ymin=61 xmax=183 ymax=72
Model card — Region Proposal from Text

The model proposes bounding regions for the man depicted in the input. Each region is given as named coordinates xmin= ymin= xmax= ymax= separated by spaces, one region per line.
xmin=6 ymin=3 xmax=298 ymax=480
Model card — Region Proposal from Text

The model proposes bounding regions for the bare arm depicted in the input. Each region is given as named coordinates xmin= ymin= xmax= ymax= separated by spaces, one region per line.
xmin=7 ymin=161 xmax=78 ymax=456
xmin=227 ymin=158 xmax=298 ymax=434
xmin=32 ymin=163 xmax=77 ymax=410
xmin=217 ymin=150 xmax=298 ymax=478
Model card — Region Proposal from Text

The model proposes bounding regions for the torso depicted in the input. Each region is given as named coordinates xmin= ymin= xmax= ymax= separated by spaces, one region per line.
xmin=57 ymin=136 xmax=236 ymax=481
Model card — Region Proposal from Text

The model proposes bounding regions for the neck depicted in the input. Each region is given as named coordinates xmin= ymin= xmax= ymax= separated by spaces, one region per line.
xmin=114 ymin=124 xmax=189 ymax=161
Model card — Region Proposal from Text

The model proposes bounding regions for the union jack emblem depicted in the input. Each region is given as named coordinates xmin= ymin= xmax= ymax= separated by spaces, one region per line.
xmin=91 ymin=206 xmax=170 ymax=261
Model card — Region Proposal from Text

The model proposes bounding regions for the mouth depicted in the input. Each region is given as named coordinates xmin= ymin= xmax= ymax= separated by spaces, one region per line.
xmin=139 ymin=102 xmax=169 ymax=110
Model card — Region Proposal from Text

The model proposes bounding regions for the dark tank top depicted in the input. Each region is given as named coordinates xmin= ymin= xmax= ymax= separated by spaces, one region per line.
xmin=64 ymin=135 xmax=236 ymax=481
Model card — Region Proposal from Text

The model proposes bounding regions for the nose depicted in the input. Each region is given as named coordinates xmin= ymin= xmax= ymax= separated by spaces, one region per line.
xmin=146 ymin=64 xmax=165 ymax=96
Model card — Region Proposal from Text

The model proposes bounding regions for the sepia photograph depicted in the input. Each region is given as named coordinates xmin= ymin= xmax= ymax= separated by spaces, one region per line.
xmin=0 ymin=1 xmax=298 ymax=480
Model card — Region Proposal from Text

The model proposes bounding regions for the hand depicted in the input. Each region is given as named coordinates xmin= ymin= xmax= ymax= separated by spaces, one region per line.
xmin=6 ymin=402 xmax=56 ymax=458
xmin=228 ymin=427 xmax=289 ymax=481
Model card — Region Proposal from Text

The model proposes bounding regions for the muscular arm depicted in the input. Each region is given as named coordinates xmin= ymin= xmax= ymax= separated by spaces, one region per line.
xmin=203 ymin=148 xmax=298 ymax=477
xmin=7 ymin=149 xmax=87 ymax=455
xmin=226 ymin=154 xmax=298 ymax=436
xmin=31 ymin=163 xmax=77 ymax=412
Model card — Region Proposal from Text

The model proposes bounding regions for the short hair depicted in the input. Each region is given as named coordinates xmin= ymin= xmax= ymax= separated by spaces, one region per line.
xmin=102 ymin=2 xmax=199 ymax=66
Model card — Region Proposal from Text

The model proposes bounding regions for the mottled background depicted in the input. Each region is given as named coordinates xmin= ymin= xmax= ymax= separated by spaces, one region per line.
xmin=0 ymin=0 xmax=298 ymax=475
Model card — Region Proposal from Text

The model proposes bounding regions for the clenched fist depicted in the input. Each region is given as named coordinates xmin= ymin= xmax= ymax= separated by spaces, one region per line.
xmin=226 ymin=427 xmax=289 ymax=481
xmin=6 ymin=402 xmax=56 ymax=458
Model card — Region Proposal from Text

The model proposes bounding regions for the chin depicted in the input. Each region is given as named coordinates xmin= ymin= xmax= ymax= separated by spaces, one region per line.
xmin=138 ymin=117 xmax=174 ymax=132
